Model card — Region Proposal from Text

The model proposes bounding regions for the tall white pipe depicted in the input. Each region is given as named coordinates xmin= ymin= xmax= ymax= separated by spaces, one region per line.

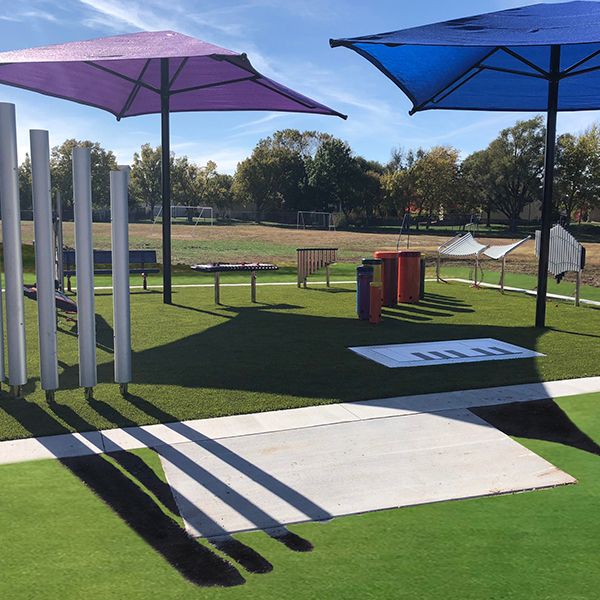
xmin=72 ymin=146 xmax=97 ymax=393
xmin=30 ymin=130 xmax=59 ymax=394
xmin=110 ymin=166 xmax=131 ymax=389
xmin=0 ymin=271 xmax=4 ymax=385
xmin=0 ymin=102 xmax=27 ymax=390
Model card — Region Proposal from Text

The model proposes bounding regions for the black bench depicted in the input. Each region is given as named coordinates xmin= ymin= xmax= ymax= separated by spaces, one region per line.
xmin=63 ymin=249 xmax=159 ymax=291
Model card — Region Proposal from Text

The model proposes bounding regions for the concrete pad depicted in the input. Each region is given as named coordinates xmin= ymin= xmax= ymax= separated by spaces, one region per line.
xmin=3 ymin=376 xmax=600 ymax=467
xmin=102 ymin=404 xmax=358 ymax=453
xmin=160 ymin=408 xmax=575 ymax=538
xmin=0 ymin=431 xmax=104 ymax=465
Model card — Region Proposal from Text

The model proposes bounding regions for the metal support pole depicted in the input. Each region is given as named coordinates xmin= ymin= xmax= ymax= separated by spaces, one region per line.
xmin=161 ymin=58 xmax=172 ymax=305
xmin=326 ymin=264 xmax=331 ymax=288
xmin=500 ymin=257 xmax=506 ymax=294
xmin=110 ymin=166 xmax=132 ymax=395
xmin=55 ymin=190 xmax=64 ymax=291
xmin=536 ymin=45 xmax=561 ymax=328
xmin=575 ymin=271 xmax=581 ymax=307
xmin=0 ymin=103 xmax=27 ymax=394
xmin=251 ymin=271 xmax=257 ymax=302
xmin=31 ymin=129 xmax=59 ymax=397
xmin=214 ymin=272 xmax=220 ymax=304
xmin=72 ymin=147 xmax=97 ymax=397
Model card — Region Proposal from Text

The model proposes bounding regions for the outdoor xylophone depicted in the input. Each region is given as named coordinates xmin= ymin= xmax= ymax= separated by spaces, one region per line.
xmin=190 ymin=262 xmax=279 ymax=304
xmin=297 ymin=248 xmax=337 ymax=288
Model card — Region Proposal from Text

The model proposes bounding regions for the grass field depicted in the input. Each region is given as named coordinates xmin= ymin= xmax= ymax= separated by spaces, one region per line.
xmin=2 ymin=392 xmax=599 ymax=599
xmin=2 ymin=280 xmax=600 ymax=441
xmin=2 ymin=225 xmax=600 ymax=598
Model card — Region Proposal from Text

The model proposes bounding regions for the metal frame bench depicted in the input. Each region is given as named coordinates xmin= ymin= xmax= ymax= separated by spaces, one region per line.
xmin=63 ymin=249 xmax=159 ymax=291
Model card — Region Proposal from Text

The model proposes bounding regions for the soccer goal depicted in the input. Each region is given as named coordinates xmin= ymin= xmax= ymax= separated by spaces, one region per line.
xmin=153 ymin=205 xmax=214 ymax=226
xmin=296 ymin=211 xmax=337 ymax=231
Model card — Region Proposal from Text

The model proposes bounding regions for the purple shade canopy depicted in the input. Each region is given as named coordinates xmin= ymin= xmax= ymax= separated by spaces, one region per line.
xmin=0 ymin=30 xmax=346 ymax=120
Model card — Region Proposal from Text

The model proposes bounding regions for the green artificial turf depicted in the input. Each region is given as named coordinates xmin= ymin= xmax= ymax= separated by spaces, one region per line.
xmin=438 ymin=264 xmax=600 ymax=302
xmin=1 ymin=280 xmax=600 ymax=441
xmin=1 ymin=392 xmax=599 ymax=599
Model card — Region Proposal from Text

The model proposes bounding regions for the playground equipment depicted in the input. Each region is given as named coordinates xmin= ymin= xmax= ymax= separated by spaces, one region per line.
xmin=535 ymin=225 xmax=586 ymax=306
xmin=190 ymin=262 xmax=279 ymax=304
xmin=396 ymin=212 xmax=411 ymax=250
xmin=153 ymin=205 xmax=214 ymax=227
xmin=111 ymin=167 xmax=132 ymax=396
xmin=73 ymin=147 xmax=97 ymax=400
xmin=296 ymin=211 xmax=337 ymax=231
xmin=356 ymin=265 xmax=374 ymax=321
xmin=355 ymin=259 xmax=383 ymax=324
xmin=0 ymin=102 xmax=134 ymax=400
xmin=437 ymin=233 xmax=530 ymax=290
xmin=374 ymin=251 xmax=399 ymax=307
xmin=31 ymin=129 xmax=58 ymax=400
xmin=297 ymin=248 xmax=337 ymax=288
xmin=23 ymin=284 xmax=78 ymax=318
xmin=0 ymin=103 xmax=27 ymax=396
xmin=398 ymin=251 xmax=421 ymax=303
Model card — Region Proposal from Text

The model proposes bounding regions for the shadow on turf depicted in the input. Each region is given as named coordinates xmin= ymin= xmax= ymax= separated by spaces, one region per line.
xmin=0 ymin=388 xmax=323 ymax=586
xmin=472 ymin=399 xmax=600 ymax=457
xmin=0 ymin=398 xmax=248 ymax=587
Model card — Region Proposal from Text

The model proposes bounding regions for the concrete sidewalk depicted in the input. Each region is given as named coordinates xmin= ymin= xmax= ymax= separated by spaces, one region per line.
xmin=1 ymin=376 xmax=599 ymax=466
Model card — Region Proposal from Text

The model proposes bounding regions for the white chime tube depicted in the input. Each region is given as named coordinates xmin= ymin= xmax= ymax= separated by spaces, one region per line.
xmin=72 ymin=146 xmax=97 ymax=391
xmin=0 ymin=102 xmax=27 ymax=389
xmin=30 ymin=129 xmax=59 ymax=392
xmin=110 ymin=166 xmax=132 ymax=386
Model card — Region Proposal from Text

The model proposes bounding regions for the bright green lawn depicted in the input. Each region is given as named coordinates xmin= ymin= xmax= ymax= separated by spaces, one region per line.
xmin=2 ymin=280 xmax=600 ymax=441
xmin=1 ymin=392 xmax=599 ymax=599
xmin=439 ymin=264 xmax=600 ymax=301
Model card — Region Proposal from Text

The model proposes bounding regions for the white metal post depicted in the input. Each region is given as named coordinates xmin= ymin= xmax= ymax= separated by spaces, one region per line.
xmin=0 ymin=103 xmax=27 ymax=395
xmin=0 ymin=270 xmax=4 ymax=387
xmin=72 ymin=147 xmax=97 ymax=398
xmin=110 ymin=166 xmax=132 ymax=395
xmin=31 ymin=130 xmax=59 ymax=398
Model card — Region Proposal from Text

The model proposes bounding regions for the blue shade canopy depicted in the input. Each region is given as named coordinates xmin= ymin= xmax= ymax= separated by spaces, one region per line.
xmin=330 ymin=1 xmax=600 ymax=113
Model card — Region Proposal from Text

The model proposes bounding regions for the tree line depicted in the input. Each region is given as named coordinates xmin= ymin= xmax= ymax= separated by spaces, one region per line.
xmin=17 ymin=117 xmax=600 ymax=229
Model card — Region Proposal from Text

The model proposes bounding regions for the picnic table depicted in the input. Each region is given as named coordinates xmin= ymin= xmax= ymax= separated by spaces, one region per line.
xmin=190 ymin=262 xmax=279 ymax=304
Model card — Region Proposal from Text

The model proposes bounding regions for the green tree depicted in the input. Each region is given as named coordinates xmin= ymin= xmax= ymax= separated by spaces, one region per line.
xmin=556 ymin=126 xmax=600 ymax=222
xmin=18 ymin=154 xmax=32 ymax=211
xmin=485 ymin=117 xmax=545 ymax=230
xmin=129 ymin=144 xmax=164 ymax=213
xmin=410 ymin=146 xmax=461 ymax=228
xmin=306 ymin=137 xmax=358 ymax=215
xmin=233 ymin=135 xmax=307 ymax=218
xmin=171 ymin=155 xmax=200 ymax=207
xmin=461 ymin=149 xmax=494 ymax=226
xmin=50 ymin=139 xmax=118 ymax=209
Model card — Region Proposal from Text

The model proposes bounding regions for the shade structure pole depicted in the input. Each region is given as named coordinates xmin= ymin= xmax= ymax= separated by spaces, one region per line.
xmin=110 ymin=166 xmax=132 ymax=395
xmin=30 ymin=130 xmax=59 ymax=399
xmin=535 ymin=45 xmax=561 ymax=328
xmin=72 ymin=146 xmax=97 ymax=399
xmin=161 ymin=57 xmax=172 ymax=304
xmin=0 ymin=103 xmax=27 ymax=395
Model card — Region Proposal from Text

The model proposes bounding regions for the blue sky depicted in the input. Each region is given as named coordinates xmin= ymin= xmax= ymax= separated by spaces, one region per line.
xmin=1 ymin=0 xmax=599 ymax=172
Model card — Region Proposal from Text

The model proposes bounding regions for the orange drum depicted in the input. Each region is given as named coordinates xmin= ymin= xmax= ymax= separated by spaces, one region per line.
xmin=374 ymin=251 xmax=399 ymax=307
xmin=397 ymin=251 xmax=421 ymax=303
